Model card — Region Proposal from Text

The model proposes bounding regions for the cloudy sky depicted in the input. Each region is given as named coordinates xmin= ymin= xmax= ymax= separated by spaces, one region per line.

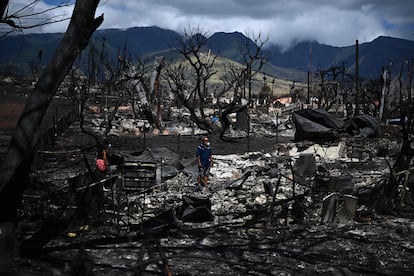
xmin=8 ymin=0 xmax=414 ymax=50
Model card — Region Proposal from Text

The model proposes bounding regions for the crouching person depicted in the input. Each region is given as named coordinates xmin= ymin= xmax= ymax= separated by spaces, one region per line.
xmin=95 ymin=139 xmax=110 ymax=180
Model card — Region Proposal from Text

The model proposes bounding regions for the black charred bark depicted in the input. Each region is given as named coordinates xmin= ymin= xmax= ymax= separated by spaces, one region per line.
xmin=0 ymin=0 xmax=103 ymax=224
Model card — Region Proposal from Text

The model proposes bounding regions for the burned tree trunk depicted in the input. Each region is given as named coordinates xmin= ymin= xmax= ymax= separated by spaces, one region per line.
xmin=150 ymin=56 xmax=166 ymax=130
xmin=374 ymin=80 xmax=414 ymax=212
xmin=0 ymin=1 xmax=8 ymax=21
xmin=0 ymin=0 xmax=103 ymax=224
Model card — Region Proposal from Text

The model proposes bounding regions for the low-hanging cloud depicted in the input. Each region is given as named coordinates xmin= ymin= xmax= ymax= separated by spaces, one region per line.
xmin=7 ymin=0 xmax=414 ymax=50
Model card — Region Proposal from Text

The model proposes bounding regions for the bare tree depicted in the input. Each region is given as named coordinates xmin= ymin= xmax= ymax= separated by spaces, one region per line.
xmin=83 ymin=39 xmax=124 ymax=141
xmin=0 ymin=0 xmax=71 ymax=37
xmin=216 ymin=62 xmax=250 ymax=138
xmin=374 ymin=60 xmax=414 ymax=213
xmin=118 ymin=53 xmax=165 ymax=131
xmin=314 ymin=64 xmax=353 ymax=112
xmin=66 ymin=61 xmax=122 ymax=146
xmin=220 ymin=32 xmax=268 ymax=137
xmin=164 ymin=26 xmax=219 ymax=133
xmin=0 ymin=0 xmax=103 ymax=228
xmin=164 ymin=28 xmax=268 ymax=138
xmin=238 ymin=32 xmax=268 ymax=106
xmin=361 ymin=78 xmax=382 ymax=117
xmin=393 ymin=59 xmax=414 ymax=172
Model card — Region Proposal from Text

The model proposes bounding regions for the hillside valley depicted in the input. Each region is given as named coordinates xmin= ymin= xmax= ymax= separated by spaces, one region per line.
xmin=1 ymin=26 xmax=413 ymax=82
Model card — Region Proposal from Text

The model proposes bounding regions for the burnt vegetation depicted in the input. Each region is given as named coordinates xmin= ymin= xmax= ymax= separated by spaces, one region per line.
xmin=1 ymin=1 xmax=414 ymax=275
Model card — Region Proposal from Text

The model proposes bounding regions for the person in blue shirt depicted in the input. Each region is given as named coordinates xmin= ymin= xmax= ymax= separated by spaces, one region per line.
xmin=196 ymin=136 xmax=213 ymax=186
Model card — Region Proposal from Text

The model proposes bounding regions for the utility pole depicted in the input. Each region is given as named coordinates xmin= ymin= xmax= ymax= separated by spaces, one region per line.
xmin=408 ymin=59 xmax=413 ymax=103
xmin=308 ymin=43 xmax=312 ymax=105
xmin=355 ymin=40 xmax=360 ymax=116
xmin=248 ymin=63 xmax=252 ymax=107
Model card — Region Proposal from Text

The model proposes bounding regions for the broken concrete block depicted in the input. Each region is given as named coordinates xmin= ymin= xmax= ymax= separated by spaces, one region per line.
xmin=179 ymin=195 xmax=214 ymax=223
xmin=236 ymin=108 xmax=249 ymax=130
xmin=321 ymin=193 xmax=358 ymax=224
xmin=294 ymin=153 xmax=316 ymax=177
xmin=337 ymin=195 xmax=358 ymax=224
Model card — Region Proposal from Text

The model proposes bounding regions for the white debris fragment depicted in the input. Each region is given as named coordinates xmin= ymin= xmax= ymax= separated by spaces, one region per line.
xmin=254 ymin=194 xmax=267 ymax=205
xmin=289 ymin=141 xmax=345 ymax=160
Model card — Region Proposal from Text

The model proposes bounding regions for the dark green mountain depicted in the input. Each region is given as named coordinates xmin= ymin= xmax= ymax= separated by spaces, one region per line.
xmin=0 ymin=32 xmax=63 ymax=75
xmin=208 ymin=31 xmax=257 ymax=63
xmin=92 ymin=26 xmax=181 ymax=56
xmin=266 ymin=36 xmax=414 ymax=80
xmin=357 ymin=36 xmax=414 ymax=79
xmin=1 ymin=26 xmax=413 ymax=82
xmin=267 ymin=41 xmax=340 ymax=72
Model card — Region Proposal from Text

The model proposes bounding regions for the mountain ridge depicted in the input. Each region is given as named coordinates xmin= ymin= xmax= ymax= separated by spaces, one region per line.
xmin=1 ymin=26 xmax=413 ymax=82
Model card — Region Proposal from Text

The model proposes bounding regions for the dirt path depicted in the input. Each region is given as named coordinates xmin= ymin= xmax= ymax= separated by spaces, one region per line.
xmin=129 ymin=133 xmax=292 ymax=159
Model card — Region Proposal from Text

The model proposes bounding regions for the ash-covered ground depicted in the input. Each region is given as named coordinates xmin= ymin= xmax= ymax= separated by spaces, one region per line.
xmin=0 ymin=85 xmax=413 ymax=275
xmin=9 ymin=118 xmax=414 ymax=276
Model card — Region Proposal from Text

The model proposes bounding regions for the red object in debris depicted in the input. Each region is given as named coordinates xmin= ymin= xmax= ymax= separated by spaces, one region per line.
xmin=95 ymin=159 xmax=107 ymax=171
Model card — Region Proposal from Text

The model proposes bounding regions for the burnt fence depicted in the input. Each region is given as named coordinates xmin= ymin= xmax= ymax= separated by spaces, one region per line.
xmin=37 ymin=107 xmax=79 ymax=150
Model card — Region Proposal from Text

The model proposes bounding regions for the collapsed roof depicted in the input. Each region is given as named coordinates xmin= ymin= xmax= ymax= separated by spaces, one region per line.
xmin=292 ymin=109 xmax=381 ymax=142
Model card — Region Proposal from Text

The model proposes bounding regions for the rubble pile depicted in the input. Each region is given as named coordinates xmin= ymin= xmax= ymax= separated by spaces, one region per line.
xmin=17 ymin=123 xmax=414 ymax=275
xmin=0 ymin=98 xmax=409 ymax=275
